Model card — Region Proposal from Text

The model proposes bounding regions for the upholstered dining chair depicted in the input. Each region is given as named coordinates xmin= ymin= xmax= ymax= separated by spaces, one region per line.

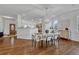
xmin=44 ymin=30 xmax=52 ymax=47
xmin=32 ymin=34 xmax=36 ymax=47
xmin=51 ymin=32 xmax=60 ymax=48
xmin=32 ymin=33 xmax=42 ymax=48
xmin=46 ymin=36 xmax=52 ymax=47
xmin=42 ymin=33 xmax=53 ymax=47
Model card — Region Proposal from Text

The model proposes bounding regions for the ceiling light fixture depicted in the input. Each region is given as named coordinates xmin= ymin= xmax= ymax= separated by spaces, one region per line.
xmin=24 ymin=25 xmax=27 ymax=28
xmin=2 ymin=16 xmax=14 ymax=19
xmin=44 ymin=7 xmax=49 ymax=23
xmin=53 ymin=20 xmax=58 ymax=25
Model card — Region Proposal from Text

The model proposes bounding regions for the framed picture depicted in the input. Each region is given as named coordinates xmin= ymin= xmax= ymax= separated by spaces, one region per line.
xmin=10 ymin=24 xmax=16 ymax=35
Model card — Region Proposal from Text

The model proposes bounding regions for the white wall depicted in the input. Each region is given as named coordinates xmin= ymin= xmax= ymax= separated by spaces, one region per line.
xmin=59 ymin=20 xmax=70 ymax=30
xmin=57 ymin=11 xmax=79 ymax=41
xmin=69 ymin=16 xmax=79 ymax=41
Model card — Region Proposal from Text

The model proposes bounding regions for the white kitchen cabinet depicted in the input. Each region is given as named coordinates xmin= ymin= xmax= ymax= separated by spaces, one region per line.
xmin=17 ymin=28 xmax=32 ymax=39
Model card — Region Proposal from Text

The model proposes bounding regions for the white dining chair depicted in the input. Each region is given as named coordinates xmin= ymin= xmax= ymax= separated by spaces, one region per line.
xmin=43 ymin=33 xmax=54 ymax=47
xmin=52 ymin=32 xmax=60 ymax=48
xmin=32 ymin=33 xmax=43 ymax=48
xmin=32 ymin=34 xmax=36 ymax=47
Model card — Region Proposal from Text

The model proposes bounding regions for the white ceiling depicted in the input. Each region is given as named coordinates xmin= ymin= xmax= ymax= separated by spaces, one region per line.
xmin=0 ymin=4 xmax=79 ymax=20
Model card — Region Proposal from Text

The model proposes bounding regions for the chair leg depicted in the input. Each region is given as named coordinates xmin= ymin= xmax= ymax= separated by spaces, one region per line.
xmin=32 ymin=39 xmax=37 ymax=48
xmin=40 ymin=40 xmax=43 ymax=47
xmin=46 ymin=38 xmax=48 ymax=47
xmin=32 ymin=40 xmax=33 ymax=47
xmin=51 ymin=38 xmax=53 ymax=45
xmin=54 ymin=39 xmax=59 ymax=48
xmin=53 ymin=39 xmax=55 ymax=45
xmin=32 ymin=39 xmax=34 ymax=47
xmin=34 ymin=40 xmax=36 ymax=48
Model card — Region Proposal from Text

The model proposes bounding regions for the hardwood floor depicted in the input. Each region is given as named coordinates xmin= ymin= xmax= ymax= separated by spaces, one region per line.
xmin=0 ymin=38 xmax=79 ymax=55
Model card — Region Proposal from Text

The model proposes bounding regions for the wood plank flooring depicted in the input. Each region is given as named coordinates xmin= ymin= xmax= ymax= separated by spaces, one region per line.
xmin=0 ymin=38 xmax=79 ymax=55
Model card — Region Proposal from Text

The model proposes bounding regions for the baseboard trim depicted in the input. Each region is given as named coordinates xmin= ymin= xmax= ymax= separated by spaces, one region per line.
xmin=17 ymin=38 xmax=32 ymax=40
xmin=17 ymin=38 xmax=79 ymax=43
xmin=60 ymin=37 xmax=70 ymax=40
xmin=69 ymin=39 xmax=79 ymax=43
xmin=61 ymin=38 xmax=79 ymax=43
